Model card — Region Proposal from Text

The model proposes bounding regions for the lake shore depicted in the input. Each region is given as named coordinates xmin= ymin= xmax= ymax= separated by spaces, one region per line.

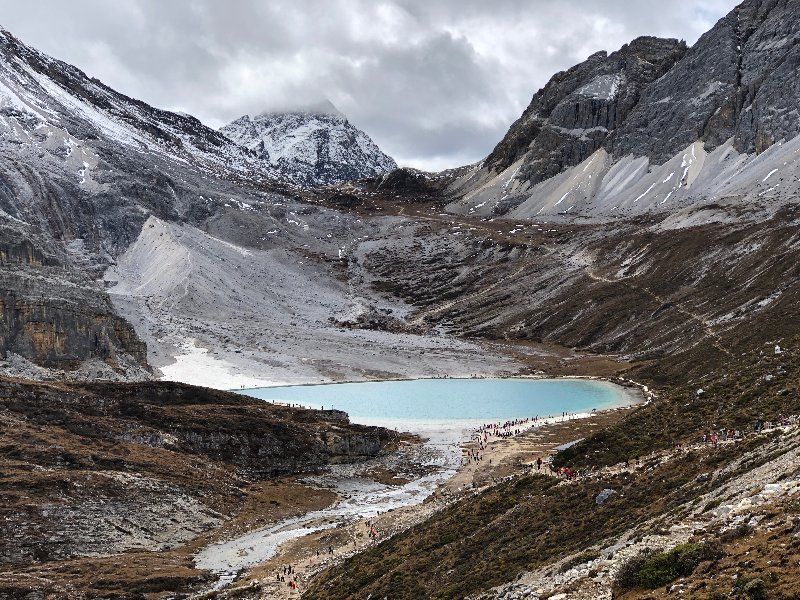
xmin=235 ymin=377 xmax=639 ymax=425
xmin=230 ymin=372 xmax=641 ymax=393
xmin=202 ymin=385 xmax=642 ymax=597
xmin=154 ymin=330 xmax=632 ymax=393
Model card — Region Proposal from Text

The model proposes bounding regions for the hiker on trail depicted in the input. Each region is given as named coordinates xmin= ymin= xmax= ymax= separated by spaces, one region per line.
xmin=536 ymin=457 xmax=542 ymax=470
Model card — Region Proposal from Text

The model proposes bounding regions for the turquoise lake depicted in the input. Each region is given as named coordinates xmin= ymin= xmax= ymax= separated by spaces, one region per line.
xmin=239 ymin=378 xmax=629 ymax=424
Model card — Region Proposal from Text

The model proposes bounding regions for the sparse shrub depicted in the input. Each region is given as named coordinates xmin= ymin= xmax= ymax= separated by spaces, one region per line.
xmin=720 ymin=522 xmax=753 ymax=542
xmin=734 ymin=576 xmax=767 ymax=600
xmin=615 ymin=541 xmax=723 ymax=590
xmin=614 ymin=549 xmax=654 ymax=589
xmin=636 ymin=550 xmax=679 ymax=589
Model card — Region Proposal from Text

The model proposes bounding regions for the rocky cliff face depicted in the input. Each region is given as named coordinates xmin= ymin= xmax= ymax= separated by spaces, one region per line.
xmin=0 ymin=220 xmax=147 ymax=377
xmin=449 ymin=0 xmax=800 ymax=221
xmin=486 ymin=0 xmax=800 ymax=176
xmin=610 ymin=0 xmax=800 ymax=161
xmin=0 ymin=287 xmax=145 ymax=368
xmin=484 ymin=36 xmax=687 ymax=183
xmin=221 ymin=101 xmax=397 ymax=186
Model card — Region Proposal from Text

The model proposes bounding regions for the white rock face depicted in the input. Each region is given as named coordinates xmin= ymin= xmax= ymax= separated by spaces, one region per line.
xmin=446 ymin=133 xmax=800 ymax=227
xmin=221 ymin=100 xmax=397 ymax=186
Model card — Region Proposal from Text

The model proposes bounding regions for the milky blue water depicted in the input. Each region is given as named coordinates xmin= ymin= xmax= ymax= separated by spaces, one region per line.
xmin=239 ymin=378 xmax=627 ymax=424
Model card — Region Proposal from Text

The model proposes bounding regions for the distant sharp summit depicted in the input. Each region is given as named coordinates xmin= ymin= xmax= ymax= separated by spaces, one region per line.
xmin=221 ymin=101 xmax=397 ymax=187
xmin=258 ymin=99 xmax=344 ymax=118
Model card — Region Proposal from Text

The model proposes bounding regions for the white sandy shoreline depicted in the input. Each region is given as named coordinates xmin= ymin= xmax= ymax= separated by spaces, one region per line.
xmin=225 ymin=373 xmax=640 ymax=392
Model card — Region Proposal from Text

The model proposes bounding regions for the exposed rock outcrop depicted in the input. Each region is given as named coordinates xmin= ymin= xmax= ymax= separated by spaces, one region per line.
xmin=611 ymin=0 xmax=800 ymax=160
xmin=374 ymin=167 xmax=443 ymax=200
xmin=0 ymin=221 xmax=147 ymax=375
xmin=485 ymin=36 xmax=687 ymax=183
xmin=483 ymin=0 xmax=800 ymax=183
xmin=449 ymin=0 xmax=800 ymax=221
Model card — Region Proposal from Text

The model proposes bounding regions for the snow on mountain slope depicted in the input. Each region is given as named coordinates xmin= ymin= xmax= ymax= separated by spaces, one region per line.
xmin=0 ymin=28 xmax=270 ymax=178
xmin=221 ymin=100 xmax=397 ymax=186
xmin=0 ymin=25 xmax=317 ymax=274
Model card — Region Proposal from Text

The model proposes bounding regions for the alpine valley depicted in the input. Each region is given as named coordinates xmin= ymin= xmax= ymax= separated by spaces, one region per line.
xmin=1 ymin=1 xmax=800 ymax=598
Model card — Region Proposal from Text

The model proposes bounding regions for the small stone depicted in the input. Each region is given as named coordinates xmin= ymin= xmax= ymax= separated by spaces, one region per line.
xmin=595 ymin=488 xmax=617 ymax=505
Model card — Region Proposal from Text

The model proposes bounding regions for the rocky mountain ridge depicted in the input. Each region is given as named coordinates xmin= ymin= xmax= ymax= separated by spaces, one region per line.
xmin=483 ymin=36 xmax=688 ymax=183
xmin=447 ymin=0 xmax=800 ymax=222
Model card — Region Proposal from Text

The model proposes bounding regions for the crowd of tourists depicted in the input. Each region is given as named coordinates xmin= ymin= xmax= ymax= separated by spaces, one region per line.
xmin=273 ymin=521 xmax=383 ymax=593
xmin=463 ymin=413 xmax=581 ymax=466
xmin=701 ymin=414 xmax=798 ymax=447
xmin=276 ymin=563 xmax=299 ymax=589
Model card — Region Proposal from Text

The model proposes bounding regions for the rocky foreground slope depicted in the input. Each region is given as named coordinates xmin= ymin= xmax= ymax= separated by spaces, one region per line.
xmin=0 ymin=377 xmax=396 ymax=597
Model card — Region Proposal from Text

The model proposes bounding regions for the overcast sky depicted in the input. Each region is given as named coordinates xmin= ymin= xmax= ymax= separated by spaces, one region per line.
xmin=0 ymin=0 xmax=738 ymax=170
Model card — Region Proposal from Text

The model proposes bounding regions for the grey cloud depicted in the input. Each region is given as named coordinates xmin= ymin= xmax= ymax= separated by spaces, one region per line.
xmin=0 ymin=0 xmax=739 ymax=170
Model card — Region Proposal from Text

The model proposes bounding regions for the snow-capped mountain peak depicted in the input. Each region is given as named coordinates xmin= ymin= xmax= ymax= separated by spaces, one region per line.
xmin=257 ymin=99 xmax=344 ymax=119
xmin=221 ymin=101 xmax=396 ymax=186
